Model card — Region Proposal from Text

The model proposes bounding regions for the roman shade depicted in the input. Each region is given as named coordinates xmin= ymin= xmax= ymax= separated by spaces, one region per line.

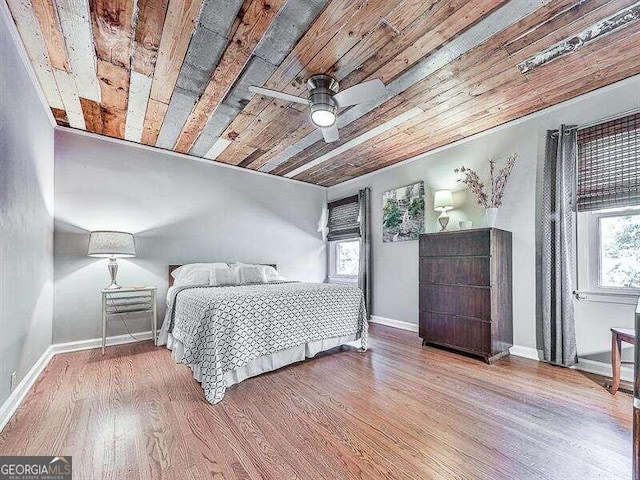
xmin=576 ymin=112 xmax=640 ymax=212
xmin=327 ymin=195 xmax=360 ymax=241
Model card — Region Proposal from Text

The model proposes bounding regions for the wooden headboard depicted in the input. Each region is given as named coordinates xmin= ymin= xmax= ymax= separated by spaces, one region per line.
xmin=169 ymin=263 xmax=277 ymax=287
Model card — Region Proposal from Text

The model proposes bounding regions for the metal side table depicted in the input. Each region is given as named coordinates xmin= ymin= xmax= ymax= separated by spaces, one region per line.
xmin=101 ymin=286 xmax=157 ymax=354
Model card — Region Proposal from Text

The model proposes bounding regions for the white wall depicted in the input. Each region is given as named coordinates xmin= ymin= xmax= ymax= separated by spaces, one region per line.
xmin=328 ymin=76 xmax=640 ymax=362
xmin=53 ymin=130 xmax=327 ymax=343
xmin=0 ymin=8 xmax=55 ymax=405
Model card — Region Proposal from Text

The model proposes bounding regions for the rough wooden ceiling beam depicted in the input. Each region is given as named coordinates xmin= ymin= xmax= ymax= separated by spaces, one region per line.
xmin=124 ymin=0 xmax=169 ymax=142
xmin=51 ymin=107 xmax=69 ymax=126
xmin=141 ymin=98 xmax=168 ymax=145
xmin=519 ymin=1 xmax=640 ymax=72
xmin=332 ymin=0 xmax=470 ymax=91
xmin=31 ymin=0 xmax=69 ymax=71
xmin=155 ymin=0 xmax=243 ymax=149
xmin=190 ymin=0 xmax=329 ymax=159
xmin=504 ymin=0 xmax=612 ymax=54
xmin=217 ymin=0 xmax=405 ymax=166
xmin=231 ymin=0 xmax=404 ymax=154
xmin=6 ymin=0 xmax=64 ymax=109
xmin=55 ymin=0 xmax=101 ymax=102
xmin=190 ymin=0 xmax=361 ymax=159
xmin=96 ymin=59 xmax=130 ymax=136
xmin=141 ymin=0 xmax=204 ymax=145
xmin=27 ymin=0 xmax=91 ymax=131
xmin=124 ymin=71 xmax=152 ymax=141
xmin=509 ymin=0 xmax=640 ymax=67
xmin=131 ymin=0 xmax=169 ymax=76
xmin=80 ymin=98 xmax=104 ymax=133
xmin=172 ymin=0 xmax=288 ymax=153
xmin=53 ymin=68 xmax=85 ymax=128
xmin=155 ymin=86 xmax=198 ymax=148
xmin=90 ymin=0 xmax=136 ymax=137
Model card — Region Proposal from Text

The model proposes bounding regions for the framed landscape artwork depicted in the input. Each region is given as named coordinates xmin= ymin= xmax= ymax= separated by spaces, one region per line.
xmin=382 ymin=181 xmax=425 ymax=242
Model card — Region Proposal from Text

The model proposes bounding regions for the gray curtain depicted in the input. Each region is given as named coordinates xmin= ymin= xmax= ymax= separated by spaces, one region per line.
xmin=541 ymin=126 xmax=578 ymax=366
xmin=358 ymin=188 xmax=371 ymax=319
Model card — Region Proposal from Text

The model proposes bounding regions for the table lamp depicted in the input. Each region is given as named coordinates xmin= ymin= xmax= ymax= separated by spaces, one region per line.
xmin=434 ymin=190 xmax=454 ymax=231
xmin=88 ymin=231 xmax=136 ymax=289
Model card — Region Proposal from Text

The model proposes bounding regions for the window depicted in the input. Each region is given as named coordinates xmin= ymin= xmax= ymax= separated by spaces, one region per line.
xmin=335 ymin=240 xmax=360 ymax=277
xmin=326 ymin=194 xmax=363 ymax=284
xmin=328 ymin=240 xmax=360 ymax=282
xmin=598 ymin=212 xmax=640 ymax=289
xmin=577 ymin=207 xmax=640 ymax=296
xmin=575 ymin=112 xmax=640 ymax=300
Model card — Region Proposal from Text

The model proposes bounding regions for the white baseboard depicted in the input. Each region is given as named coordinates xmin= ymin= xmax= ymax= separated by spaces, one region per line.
xmin=574 ymin=358 xmax=634 ymax=383
xmin=0 ymin=331 xmax=154 ymax=433
xmin=369 ymin=315 xmax=419 ymax=332
xmin=0 ymin=345 xmax=55 ymax=433
xmin=509 ymin=345 xmax=542 ymax=361
xmin=510 ymin=346 xmax=633 ymax=383
xmin=371 ymin=319 xmax=545 ymax=364
xmin=368 ymin=319 xmax=631 ymax=384
xmin=51 ymin=330 xmax=153 ymax=355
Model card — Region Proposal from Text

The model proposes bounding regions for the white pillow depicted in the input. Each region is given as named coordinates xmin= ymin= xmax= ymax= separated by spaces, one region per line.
xmin=173 ymin=269 xmax=210 ymax=287
xmin=210 ymin=266 xmax=240 ymax=286
xmin=238 ymin=265 xmax=268 ymax=284
xmin=263 ymin=265 xmax=287 ymax=282
xmin=231 ymin=262 xmax=285 ymax=282
xmin=171 ymin=263 xmax=229 ymax=280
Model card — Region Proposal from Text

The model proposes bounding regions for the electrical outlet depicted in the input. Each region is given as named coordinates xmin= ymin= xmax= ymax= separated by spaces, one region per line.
xmin=10 ymin=372 xmax=16 ymax=392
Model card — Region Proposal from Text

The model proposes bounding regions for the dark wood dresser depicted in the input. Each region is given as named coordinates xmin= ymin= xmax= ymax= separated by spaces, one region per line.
xmin=419 ymin=228 xmax=513 ymax=363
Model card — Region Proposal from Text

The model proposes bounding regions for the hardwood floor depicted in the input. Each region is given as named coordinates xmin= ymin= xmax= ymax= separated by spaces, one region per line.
xmin=0 ymin=324 xmax=632 ymax=479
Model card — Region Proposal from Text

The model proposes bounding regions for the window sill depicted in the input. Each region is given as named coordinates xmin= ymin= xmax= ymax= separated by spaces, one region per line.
xmin=575 ymin=290 xmax=640 ymax=305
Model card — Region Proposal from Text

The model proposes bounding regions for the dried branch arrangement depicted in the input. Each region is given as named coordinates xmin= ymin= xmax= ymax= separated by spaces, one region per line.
xmin=454 ymin=153 xmax=518 ymax=208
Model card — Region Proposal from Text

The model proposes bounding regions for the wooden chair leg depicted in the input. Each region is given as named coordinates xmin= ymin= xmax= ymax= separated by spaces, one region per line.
xmin=611 ymin=331 xmax=622 ymax=395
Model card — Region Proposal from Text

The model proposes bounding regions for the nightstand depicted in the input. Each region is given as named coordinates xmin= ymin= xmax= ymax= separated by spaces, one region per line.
xmin=101 ymin=286 xmax=157 ymax=354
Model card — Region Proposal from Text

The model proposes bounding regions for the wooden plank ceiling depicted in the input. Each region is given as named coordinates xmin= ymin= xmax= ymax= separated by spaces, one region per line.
xmin=7 ymin=0 xmax=640 ymax=186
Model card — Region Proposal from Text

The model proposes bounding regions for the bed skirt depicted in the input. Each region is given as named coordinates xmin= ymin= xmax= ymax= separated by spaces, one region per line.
xmin=166 ymin=333 xmax=359 ymax=389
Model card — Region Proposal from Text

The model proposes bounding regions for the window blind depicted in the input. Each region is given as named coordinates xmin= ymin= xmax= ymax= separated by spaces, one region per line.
xmin=327 ymin=195 xmax=360 ymax=241
xmin=576 ymin=112 xmax=640 ymax=212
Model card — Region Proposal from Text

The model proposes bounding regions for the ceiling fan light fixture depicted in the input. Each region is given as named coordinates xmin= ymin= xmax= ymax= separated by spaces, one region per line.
xmin=249 ymin=73 xmax=386 ymax=144
xmin=311 ymin=107 xmax=336 ymax=127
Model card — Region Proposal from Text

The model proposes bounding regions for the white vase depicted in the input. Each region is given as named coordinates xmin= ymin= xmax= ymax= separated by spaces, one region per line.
xmin=485 ymin=207 xmax=498 ymax=228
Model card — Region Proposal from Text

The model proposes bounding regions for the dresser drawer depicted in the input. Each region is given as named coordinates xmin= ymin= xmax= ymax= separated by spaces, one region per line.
xmin=419 ymin=284 xmax=491 ymax=320
xmin=420 ymin=312 xmax=491 ymax=355
xmin=419 ymin=230 xmax=490 ymax=257
xmin=419 ymin=256 xmax=490 ymax=286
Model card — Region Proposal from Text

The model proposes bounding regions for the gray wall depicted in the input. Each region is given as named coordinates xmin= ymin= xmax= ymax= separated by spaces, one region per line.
xmin=54 ymin=130 xmax=327 ymax=343
xmin=328 ymin=76 xmax=640 ymax=359
xmin=0 ymin=12 xmax=55 ymax=405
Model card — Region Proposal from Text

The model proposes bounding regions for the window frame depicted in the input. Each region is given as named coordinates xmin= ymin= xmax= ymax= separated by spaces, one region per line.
xmin=328 ymin=239 xmax=360 ymax=283
xmin=577 ymin=206 xmax=640 ymax=298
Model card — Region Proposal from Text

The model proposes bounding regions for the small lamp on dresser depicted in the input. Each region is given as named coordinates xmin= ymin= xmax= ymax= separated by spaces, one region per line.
xmin=434 ymin=190 xmax=454 ymax=231
xmin=88 ymin=231 xmax=136 ymax=289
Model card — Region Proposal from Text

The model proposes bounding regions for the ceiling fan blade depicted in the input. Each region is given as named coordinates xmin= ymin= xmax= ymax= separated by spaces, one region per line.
xmin=333 ymin=79 xmax=387 ymax=108
xmin=248 ymin=86 xmax=309 ymax=105
xmin=321 ymin=124 xmax=339 ymax=143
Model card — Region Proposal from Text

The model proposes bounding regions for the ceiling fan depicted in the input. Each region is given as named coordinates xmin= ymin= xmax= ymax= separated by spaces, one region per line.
xmin=248 ymin=74 xmax=387 ymax=143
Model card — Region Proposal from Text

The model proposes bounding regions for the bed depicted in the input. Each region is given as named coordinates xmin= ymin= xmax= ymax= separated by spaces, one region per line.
xmin=158 ymin=263 xmax=368 ymax=404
